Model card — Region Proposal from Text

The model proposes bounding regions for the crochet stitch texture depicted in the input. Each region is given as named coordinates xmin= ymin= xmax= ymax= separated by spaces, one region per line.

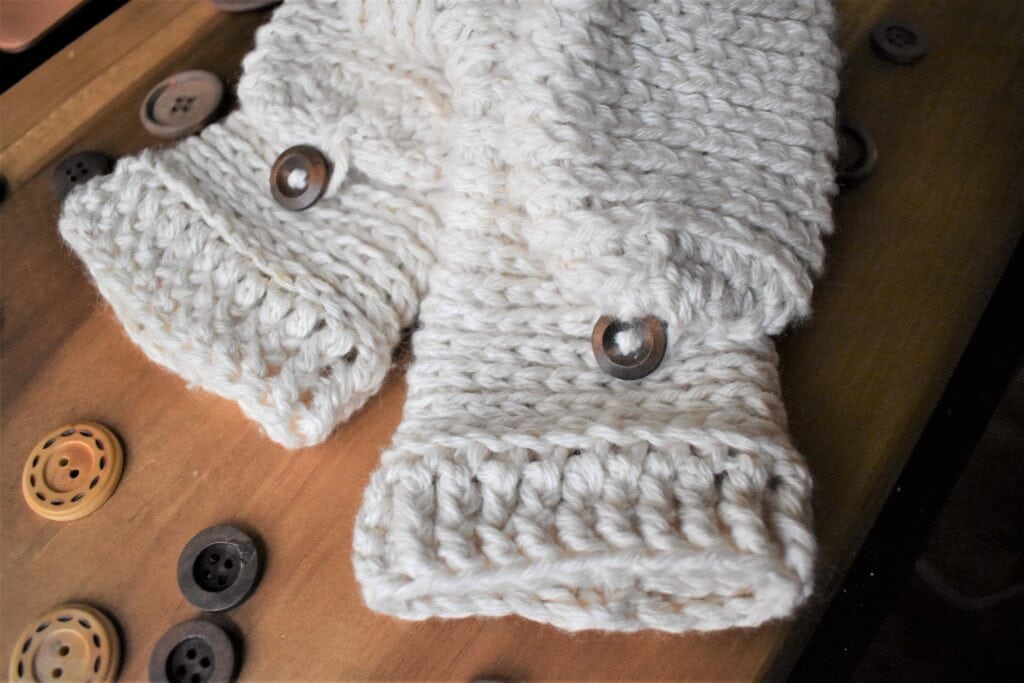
xmin=61 ymin=0 xmax=840 ymax=633
xmin=60 ymin=0 xmax=447 ymax=448
xmin=353 ymin=0 xmax=839 ymax=632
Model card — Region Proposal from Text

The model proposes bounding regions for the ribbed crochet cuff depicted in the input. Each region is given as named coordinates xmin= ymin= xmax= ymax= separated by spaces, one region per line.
xmin=60 ymin=112 xmax=437 ymax=448
xmin=354 ymin=327 xmax=815 ymax=632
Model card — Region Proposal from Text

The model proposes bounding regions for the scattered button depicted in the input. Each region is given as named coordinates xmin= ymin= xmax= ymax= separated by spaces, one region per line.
xmin=141 ymin=70 xmax=225 ymax=139
xmin=270 ymin=145 xmax=329 ymax=211
xmin=870 ymin=18 xmax=928 ymax=65
xmin=8 ymin=603 xmax=120 ymax=682
xmin=149 ymin=619 xmax=235 ymax=683
xmin=836 ymin=117 xmax=877 ymax=188
xmin=591 ymin=316 xmax=667 ymax=380
xmin=21 ymin=422 xmax=124 ymax=522
xmin=178 ymin=525 xmax=260 ymax=612
xmin=52 ymin=152 xmax=114 ymax=201
xmin=209 ymin=0 xmax=281 ymax=11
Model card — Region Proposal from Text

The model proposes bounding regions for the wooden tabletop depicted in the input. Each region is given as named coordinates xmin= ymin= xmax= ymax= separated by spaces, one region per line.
xmin=2 ymin=1 xmax=1023 ymax=680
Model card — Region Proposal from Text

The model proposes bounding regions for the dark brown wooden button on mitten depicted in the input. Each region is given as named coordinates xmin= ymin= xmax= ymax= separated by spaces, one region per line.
xmin=209 ymin=0 xmax=281 ymax=11
xmin=270 ymin=145 xmax=330 ymax=210
xmin=836 ymin=118 xmax=878 ymax=188
xmin=870 ymin=18 xmax=929 ymax=64
xmin=52 ymin=152 xmax=114 ymax=201
xmin=149 ymin=620 xmax=235 ymax=683
xmin=141 ymin=70 xmax=225 ymax=139
xmin=591 ymin=316 xmax=667 ymax=380
xmin=8 ymin=604 xmax=120 ymax=682
xmin=22 ymin=422 xmax=124 ymax=522
xmin=177 ymin=525 xmax=259 ymax=612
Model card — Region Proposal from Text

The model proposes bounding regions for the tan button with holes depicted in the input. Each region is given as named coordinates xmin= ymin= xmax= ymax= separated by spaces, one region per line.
xmin=141 ymin=70 xmax=224 ymax=139
xmin=21 ymin=422 xmax=123 ymax=522
xmin=8 ymin=604 xmax=120 ymax=682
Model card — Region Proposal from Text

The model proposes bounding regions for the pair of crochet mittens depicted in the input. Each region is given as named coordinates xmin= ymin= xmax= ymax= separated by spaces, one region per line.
xmin=61 ymin=0 xmax=840 ymax=633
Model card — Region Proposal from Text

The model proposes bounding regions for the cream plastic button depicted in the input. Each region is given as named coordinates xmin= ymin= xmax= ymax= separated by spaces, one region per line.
xmin=141 ymin=70 xmax=224 ymax=139
xmin=8 ymin=604 xmax=120 ymax=682
xmin=21 ymin=422 xmax=124 ymax=521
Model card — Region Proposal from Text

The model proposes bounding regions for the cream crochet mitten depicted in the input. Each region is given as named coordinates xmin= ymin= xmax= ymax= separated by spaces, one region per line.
xmin=354 ymin=0 xmax=840 ymax=633
xmin=59 ymin=1 xmax=448 ymax=448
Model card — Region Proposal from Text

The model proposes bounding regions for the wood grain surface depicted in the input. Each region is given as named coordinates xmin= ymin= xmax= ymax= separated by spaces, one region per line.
xmin=2 ymin=1 xmax=1023 ymax=680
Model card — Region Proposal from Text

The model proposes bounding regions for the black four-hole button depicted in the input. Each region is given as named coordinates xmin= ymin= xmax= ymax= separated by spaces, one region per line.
xmin=177 ymin=525 xmax=259 ymax=612
xmin=149 ymin=619 xmax=235 ymax=683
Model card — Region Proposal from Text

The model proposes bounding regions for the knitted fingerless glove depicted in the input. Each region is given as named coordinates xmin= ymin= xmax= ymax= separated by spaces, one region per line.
xmin=59 ymin=0 xmax=448 ymax=447
xmin=354 ymin=0 xmax=839 ymax=633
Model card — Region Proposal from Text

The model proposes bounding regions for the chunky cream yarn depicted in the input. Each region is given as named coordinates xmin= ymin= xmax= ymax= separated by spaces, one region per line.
xmin=353 ymin=0 xmax=839 ymax=633
xmin=61 ymin=0 xmax=840 ymax=633
xmin=60 ymin=0 xmax=448 ymax=448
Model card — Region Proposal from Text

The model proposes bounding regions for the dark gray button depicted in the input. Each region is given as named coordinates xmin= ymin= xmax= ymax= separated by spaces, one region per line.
xmin=870 ymin=19 xmax=928 ymax=65
xmin=591 ymin=316 xmax=667 ymax=380
xmin=177 ymin=525 xmax=259 ymax=612
xmin=149 ymin=619 xmax=235 ymax=683
xmin=52 ymin=152 xmax=114 ymax=201
xmin=210 ymin=0 xmax=281 ymax=11
xmin=836 ymin=117 xmax=877 ymax=188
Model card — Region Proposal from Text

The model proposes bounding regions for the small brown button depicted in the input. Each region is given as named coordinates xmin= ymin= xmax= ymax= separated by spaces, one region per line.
xmin=836 ymin=118 xmax=877 ymax=188
xmin=178 ymin=525 xmax=260 ymax=612
xmin=270 ymin=145 xmax=329 ymax=211
xmin=141 ymin=70 xmax=224 ymax=139
xmin=52 ymin=152 xmax=114 ymax=201
xmin=149 ymin=619 xmax=235 ymax=683
xmin=22 ymin=422 xmax=124 ymax=522
xmin=870 ymin=19 xmax=928 ymax=65
xmin=8 ymin=603 xmax=120 ymax=682
xmin=209 ymin=0 xmax=281 ymax=11
xmin=592 ymin=316 xmax=667 ymax=380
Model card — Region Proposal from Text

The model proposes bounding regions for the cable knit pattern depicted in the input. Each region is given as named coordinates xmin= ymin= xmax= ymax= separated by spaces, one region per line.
xmin=60 ymin=0 xmax=448 ymax=447
xmin=353 ymin=0 xmax=838 ymax=632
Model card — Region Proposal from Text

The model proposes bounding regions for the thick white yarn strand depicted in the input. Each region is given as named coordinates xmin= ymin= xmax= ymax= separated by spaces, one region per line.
xmin=59 ymin=1 xmax=449 ymax=448
xmin=354 ymin=0 xmax=839 ymax=633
